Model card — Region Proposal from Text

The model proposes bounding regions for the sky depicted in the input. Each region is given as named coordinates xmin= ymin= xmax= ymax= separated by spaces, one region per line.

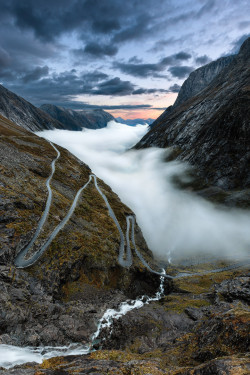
xmin=0 ymin=0 xmax=249 ymax=119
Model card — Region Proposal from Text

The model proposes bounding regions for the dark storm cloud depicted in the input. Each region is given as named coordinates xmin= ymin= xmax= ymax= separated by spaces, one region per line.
xmin=169 ymin=84 xmax=181 ymax=93
xmin=114 ymin=52 xmax=192 ymax=78
xmin=112 ymin=16 xmax=151 ymax=44
xmin=195 ymin=55 xmax=212 ymax=65
xmin=81 ymin=71 xmax=109 ymax=82
xmin=92 ymin=19 xmax=121 ymax=33
xmin=174 ymin=52 xmax=191 ymax=60
xmin=1 ymin=0 xmax=160 ymax=43
xmin=128 ymin=56 xmax=143 ymax=64
xmin=132 ymin=88 xmax=168 ymax=95
xmin=22 ymin=66 xmax=49 ymax=83
xmin=4 ymin=69 xmax=138 ymax=103
xmin=114 ymin=61 xmax=164 ymax=78
xmin=92 ymin=77 xmax=135 ymax=96
xmin=168 ymin=66 xmax=194 ymax=79
xmin=83 ymin=42 xmax=118 ymax=57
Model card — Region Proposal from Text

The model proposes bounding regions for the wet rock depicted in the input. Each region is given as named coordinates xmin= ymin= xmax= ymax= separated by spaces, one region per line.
xmin=213 ymin=276 xmax=250 ymax=303
xmin=184 ymin=307 xmax=204 ymax=321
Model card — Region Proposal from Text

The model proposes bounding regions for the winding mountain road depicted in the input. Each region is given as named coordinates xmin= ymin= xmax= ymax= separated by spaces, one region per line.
xmin=15 ymin=142 xmax=249 ymax=278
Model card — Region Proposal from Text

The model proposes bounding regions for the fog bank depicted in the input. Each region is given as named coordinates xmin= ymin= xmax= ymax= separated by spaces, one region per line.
xmin=37 ymin=121 xmax=250 ymax=263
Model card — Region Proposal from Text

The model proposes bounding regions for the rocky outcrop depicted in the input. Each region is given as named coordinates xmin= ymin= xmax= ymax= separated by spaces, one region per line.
xmin=136 ymin=38 xmax=250 ymax=191
xmin=151 ymin=55 xmax=235 ymax=129
xmin=174 ymin=55 xmax=235 ymax=108
xmin=0 ymin=85 xmax=66 ymax=132
xmin=0 ymin=113 xmax=164 ymax=347
xmin=41 ymin=104 xmax=115 ymax=130
xmin=1 ymin=267 xmax=248 ymax=374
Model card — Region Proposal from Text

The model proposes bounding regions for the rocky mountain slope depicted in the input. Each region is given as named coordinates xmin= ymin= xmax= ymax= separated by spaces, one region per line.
xmin=0 ymin=85 xmax=66 ymax=132
xmin=152 ymin=56 xmax=235 ymax=130
xmin=41 ymin=104 xmax=115 ymax=130
xmin=0 ymin=113 xmax=163 ymax=349
xmin=174 ymin=55 xmax=235 ymax=108
xmin=136 ymin=38 xmax=250 ymax=192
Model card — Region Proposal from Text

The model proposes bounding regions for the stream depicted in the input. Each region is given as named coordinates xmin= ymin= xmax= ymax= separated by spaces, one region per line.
xmin=0 ymin=273 xmax=165 ymax=369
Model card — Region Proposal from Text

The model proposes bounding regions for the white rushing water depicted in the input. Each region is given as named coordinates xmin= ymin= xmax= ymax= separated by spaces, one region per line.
xmin=0 ymin=344 xmax=90 ymax=369
xmin=0 ymin=272 xmax=165 ymax=369
xmin=37 ymin=121 xmax=250 ymax=263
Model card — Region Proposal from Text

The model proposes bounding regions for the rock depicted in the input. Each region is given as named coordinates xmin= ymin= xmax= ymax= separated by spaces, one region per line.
xmin=0 ymin=85 xmax=65 ymax=132
xmin=184 ymin=307 xmax=204 ymax=321
xmin=174 ymin=55 xmax=235 ymax=108
xmin=213 ymin=276 xmax=250 ymax=303
xmin=40 ymin=104 xmax=116 ymax=130
xmin=176 ymin=355 xmax=250 ymax=375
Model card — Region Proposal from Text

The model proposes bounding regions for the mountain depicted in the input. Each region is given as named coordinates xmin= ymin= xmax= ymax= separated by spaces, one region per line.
xmin=0 ymin=85 xmax=65 ymax=132
xmin=136 ymin=37 xmax=250 ymax=192
xmin=0 ymin=90 xmax=248 ymax=375
xmin=151 ymin=55 xmax=235 ymax=130
xmin=116 ymin=117 xmax=154 ymax=126
xmin=41 ymin=104 xmax=115 ymax=130
xmin=0 ymin=113 xmax=161 ymax=348
xmin=174 ymin=55 xmax=235 ymax=108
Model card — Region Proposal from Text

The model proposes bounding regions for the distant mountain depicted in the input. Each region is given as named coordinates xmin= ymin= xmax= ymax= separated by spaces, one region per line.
xmin=0 ymin=85 xmax=65 ymax=132
xmin=41 ymin=104 xmax=115 ymax=130
xmin=136 ymin=37 xmax=250 ymax=191
xmin=116 ymin=117 xmax=154 ymax=126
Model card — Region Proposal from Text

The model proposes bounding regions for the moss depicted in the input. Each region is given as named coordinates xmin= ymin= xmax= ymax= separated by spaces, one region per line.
xmin=174 ymin=267 xmax=247 ymax=295
xmin=40 ymin=356 xmax=68 ymax=369
xmin=163 ymin=295 xmax=210 ymax=313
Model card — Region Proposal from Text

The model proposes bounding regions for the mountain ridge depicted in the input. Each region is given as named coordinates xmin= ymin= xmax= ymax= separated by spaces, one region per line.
xmin=116 ymin=117 xmax=154 ymax=126
xmin=0 ymin=84 xmax=66 ymax=132
xmin=41 ymin=104 xmax=115 ymax=130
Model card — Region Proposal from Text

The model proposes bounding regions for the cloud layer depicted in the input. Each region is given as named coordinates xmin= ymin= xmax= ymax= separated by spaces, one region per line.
xmin=38 ymin=122 xmax=250 ymax=263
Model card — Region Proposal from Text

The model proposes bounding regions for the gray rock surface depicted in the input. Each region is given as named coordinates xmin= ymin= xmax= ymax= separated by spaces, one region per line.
xmin=174 ymin=55 xmax=235 ymax=108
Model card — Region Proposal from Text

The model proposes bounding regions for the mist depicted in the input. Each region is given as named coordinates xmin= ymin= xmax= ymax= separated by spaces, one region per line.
xmin=37 ymin=121 xmax=250 ymax=264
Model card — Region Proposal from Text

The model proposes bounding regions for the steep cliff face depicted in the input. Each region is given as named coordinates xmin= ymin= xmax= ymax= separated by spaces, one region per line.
xmin=174 ymin=55 xmax=235 ymax=108
xmin=41 ymin=104 xmax=116 ymax=130
xmin=0 ymin=85 xmax=65 ymax=132
xmin=0 ymin=113 xmax=163 ymax=347
xmin=136 ymin=38 xmax=250 ymax=190
xmin=151 ymin=55 xmax=235 ymax=130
